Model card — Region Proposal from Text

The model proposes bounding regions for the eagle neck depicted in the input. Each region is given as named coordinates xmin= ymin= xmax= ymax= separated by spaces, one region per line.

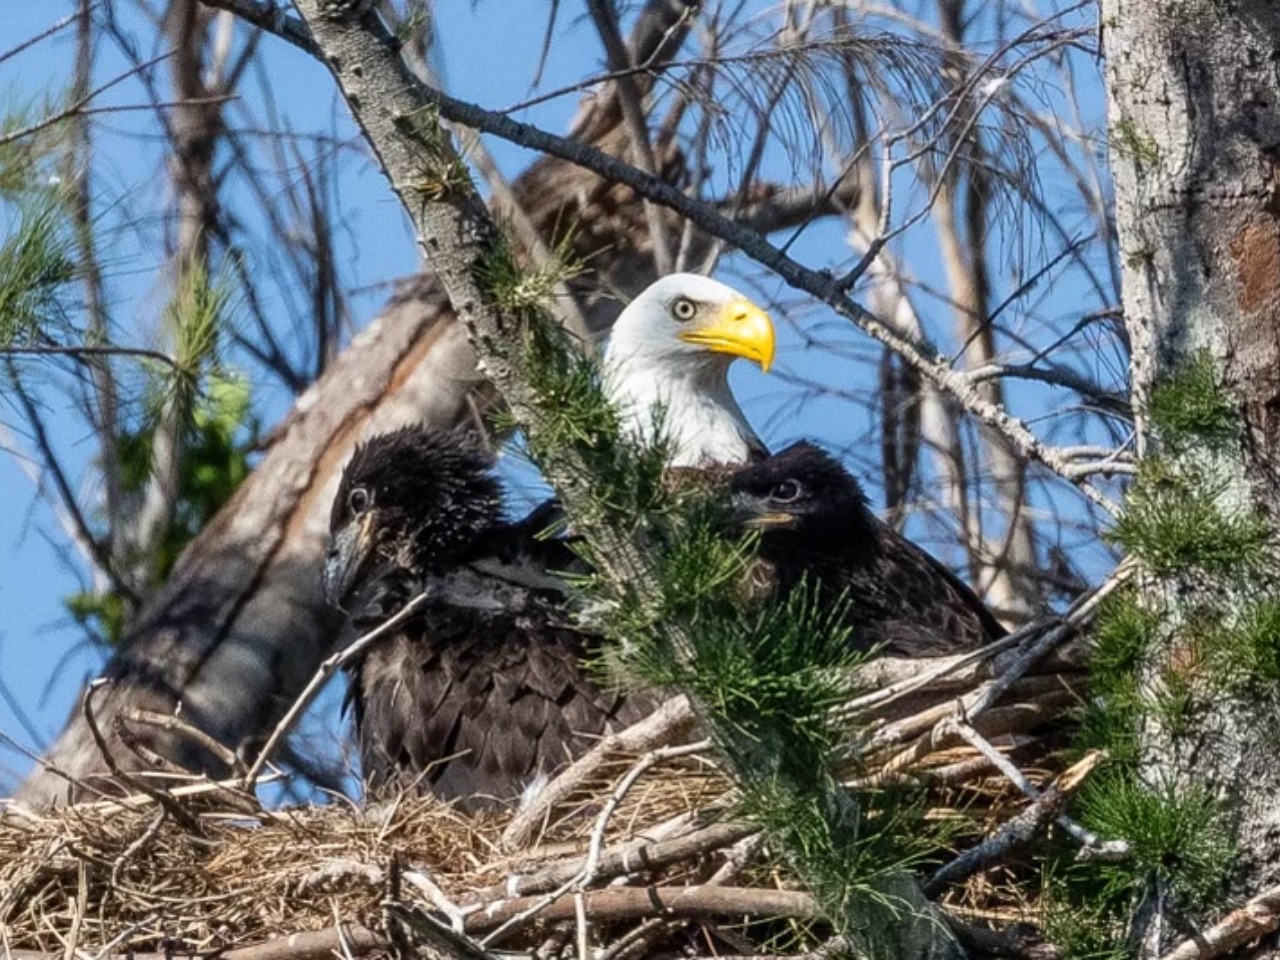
xmin=605 ymin=350 xmax=759 ymax=468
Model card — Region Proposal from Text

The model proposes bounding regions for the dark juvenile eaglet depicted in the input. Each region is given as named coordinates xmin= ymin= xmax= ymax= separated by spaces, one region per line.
xmin=728 ymin=441 xmax=1007 ymax=656
xmin=324 ymin=425 xmax=655 ymax=809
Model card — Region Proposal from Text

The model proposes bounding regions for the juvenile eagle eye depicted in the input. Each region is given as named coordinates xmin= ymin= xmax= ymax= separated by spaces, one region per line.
xmin=670 ymin=297 xmax=697 ymax=322
xmin=771 ymin=479 xmax=803 ymax=504
xmin=348 ymin=487 xmax=371 ymax=515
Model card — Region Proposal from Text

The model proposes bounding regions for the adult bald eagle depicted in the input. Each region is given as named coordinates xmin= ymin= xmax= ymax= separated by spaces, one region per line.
xmin=323 ymin=425 xmax=655 ymax=807
xmin=728 ymin=442 xmax=1006 ymax=656
xmin=604 ymin=273 xmax=775 ymax=467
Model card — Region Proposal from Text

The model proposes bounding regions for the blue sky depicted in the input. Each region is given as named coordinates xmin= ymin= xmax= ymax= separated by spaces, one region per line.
xmin=0 ymin=2 xmax=1119 ymax=793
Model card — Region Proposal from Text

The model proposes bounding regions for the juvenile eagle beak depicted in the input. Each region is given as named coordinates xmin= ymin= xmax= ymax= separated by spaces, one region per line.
xmin=679 ymin=299 xmax=776 ymax=372
xmin=322 ymin=513 xmax=376 ymax=608
xmin=730 ymin=494 xmax=797 ymax=530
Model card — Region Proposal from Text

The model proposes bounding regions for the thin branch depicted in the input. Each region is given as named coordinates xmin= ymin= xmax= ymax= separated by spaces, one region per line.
xmin=0 ymin=53 xmax=179 ymax=147
xmin=80 ymin=679 xmax=200 ymax=830
xmin=936 ymin=717 xmax=1128 ymax=861
xmin=241 ymin=591 xmax=434 ymax=788
xmin=2 ymin=344 xmax=184 ymax=373
xmin=584 ymin=0 xmax=674 ymax=274
xmin=5 ymin=371 xmax=139 ymax=604
xmin=924 ymin=750 xmax=1103 ymax=896
xmin=0 ymin=10 xmax=87 ymax=69
xmin=121 ymin=708 xmax=246 ymax=776
xmin=475 ymin=822 xmax=755 ymax=903
xmin=1157 ymin=883 xmax=1280 ymax=960
xmin=581 ymin=739 xmax=714 ymax=885
xmin=502 ymin=694 xmax=698 ymax=850
xmin=471 ymin=886 xmax=819 ymax=939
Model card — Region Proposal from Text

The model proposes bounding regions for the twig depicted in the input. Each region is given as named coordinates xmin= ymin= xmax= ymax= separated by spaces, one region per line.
xmin=835 ymin=629 xmax=1031 ymax=721
xmin=924 ymin=751 xmax=1104 ymax=896
xmin=121 ymin=708 xmax=246 ymax=776
xmin=1157 ymin=882 xmax=1280 ymax=960
xmin=473 ymin=821 xmax=755 ymax=903
xmin=501 ymin=695 xmax=698 ymax=851
xmin=0 ymin=9 xmax=87 ymax=69
xmin=0 ymin=53 xmax=178 ymax=147
xmin=242 ymin=590 xmax=433 ymax=788
xmin=80 ymin=680 xmax=199 ymax=831
xmin=584 ymin=0 xmax=674 ymax=274
xmin=1 ymin=345 xmax=184 ymax=374
xmin=964 ymin=558 xmax=1134 ymax=720
xmin=471 ymin=886 xmax=819 ymax=941
xmin=386 ymin=901 xmax=499 ymax=960
xmin=108 ymin=808 xmax=167 ymax=890
xmin=3 ymin=929 xmax=386 ymax=960
xmin=400 ymin=867 xmax=480 ymax=932
xmin=937 ymin=718 xmax=1128 ymax=861
xmin=64 ymin=860 xmax=87 ymax=960
xmin=580 ymin=740 xmax=713 ymax=887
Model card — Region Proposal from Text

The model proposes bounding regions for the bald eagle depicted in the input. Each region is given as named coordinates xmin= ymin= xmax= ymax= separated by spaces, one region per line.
xmin=728 ymin=442 xmax=1006 ymax=656
xmin=322 ymin=274 xmax=776 ymax=805
xmin=604 ymin=273 xmax=775 ymax=467
xmin=323 ymin=426 xmax=655 ymax=807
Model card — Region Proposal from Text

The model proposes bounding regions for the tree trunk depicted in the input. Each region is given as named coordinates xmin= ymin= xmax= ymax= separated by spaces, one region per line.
xmin=1104 ymin=0 xmax=1280 ymax=951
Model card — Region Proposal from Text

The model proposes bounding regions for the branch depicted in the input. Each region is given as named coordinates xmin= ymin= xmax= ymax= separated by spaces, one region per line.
xmin=80 ymin=679 xmax=200 ymax=830
xmin=0 ymin=928 xmax=387 ymax=960
xmin=1157 ymin=884 xmax=1280 ymax=960
xmin=935 ymin=718 xmax=1129 ymax=861
xmin=1 ymin=343 xmax=184 ymax=373
xmin=468 ymin=885 xmax=819 ymax=939
xmin=924 ymin=751 xmax=1103 ymax=897
xmin=242 ymin=590 xmax=434 ymax=787
xmin=584 ymin=0 xmax=674 ymax=274
xmin=475 ymin=821 xmax=755 ymax=904
xmin=501 ymin=694 xmax=698 ymax=850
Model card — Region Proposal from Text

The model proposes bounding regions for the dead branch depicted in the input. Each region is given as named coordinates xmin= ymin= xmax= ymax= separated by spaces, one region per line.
xmin=1157 ymin=883 xmax=1280 ymax=960
xmin=81 ymin=680 xmax=199 ymax=831
xmin=473 ymin=821 xmax=756 ymax=904
xmin=469 ymin=885 xmax=819 ymax=940
xmin=924 ymin=751 xmax=1104 ymax=897
xmin=502 ymin=695 xmax=698 ymax=850
xmin=242 ymin=590 xmax=434 ymax=787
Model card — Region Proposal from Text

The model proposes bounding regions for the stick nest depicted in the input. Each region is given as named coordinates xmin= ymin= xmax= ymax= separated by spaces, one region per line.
xmin=1 ymin=633 xmax=1094 ymax=960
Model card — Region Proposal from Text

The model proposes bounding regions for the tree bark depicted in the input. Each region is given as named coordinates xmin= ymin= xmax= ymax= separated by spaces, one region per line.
xmin=1103 ymin=0 xmax=1280 ymax=952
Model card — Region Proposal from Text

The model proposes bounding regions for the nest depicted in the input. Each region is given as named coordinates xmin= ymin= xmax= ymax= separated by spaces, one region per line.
xmin=0 ymin=591 xmax=1113 ymax=960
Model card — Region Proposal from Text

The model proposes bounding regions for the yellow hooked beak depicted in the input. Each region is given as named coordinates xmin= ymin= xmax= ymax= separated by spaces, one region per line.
xmin=678 ymin=299 xmax=776 ymax=373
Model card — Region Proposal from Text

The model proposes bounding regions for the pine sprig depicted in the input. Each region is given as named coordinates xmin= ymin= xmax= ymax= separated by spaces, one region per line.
xmin=477 ymin=260 xmax=951 ymax=954
xmin=0 ymin=194 xmax=79 ymax=348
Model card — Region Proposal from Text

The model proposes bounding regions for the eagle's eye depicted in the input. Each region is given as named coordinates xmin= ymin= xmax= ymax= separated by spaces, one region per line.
xmin=348 ymin=486 xmax=371 ymax=515
xmin=670 ymin=297 xmax=697 ymax=322
xmin=771 ymin=479 xmax=803 ymax=504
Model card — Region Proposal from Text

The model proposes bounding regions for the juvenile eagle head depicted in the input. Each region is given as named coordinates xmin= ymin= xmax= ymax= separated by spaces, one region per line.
xmin=604 ymin=274 xmax=776 ymax=467
xmin=728 ymin=441 xmax=1007 ymax=654
xmin=322 ymin=425 xmax=502 ymax=609
xmin=728 ymin=441 xmax=874 ymax=554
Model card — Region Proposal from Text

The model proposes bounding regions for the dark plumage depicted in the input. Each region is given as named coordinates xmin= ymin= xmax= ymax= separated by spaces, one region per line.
xmin=728 ymin=442 xmax=1007 ymax=656
xmin=324 ymin=425 xmax=654 ymax=808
